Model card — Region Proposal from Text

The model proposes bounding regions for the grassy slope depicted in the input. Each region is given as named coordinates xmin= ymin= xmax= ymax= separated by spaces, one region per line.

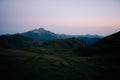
xmin=0 ymin=34 xmax=42 ymax=48
xmin=40 ymin=38 xmax=85 ymax=54
xmin=0 ymin=48 xmax=120 ymax=80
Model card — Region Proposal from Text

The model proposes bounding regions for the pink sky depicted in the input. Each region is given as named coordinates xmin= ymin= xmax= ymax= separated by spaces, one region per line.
xmin=0 ymin=0 xmax=120 ymax=35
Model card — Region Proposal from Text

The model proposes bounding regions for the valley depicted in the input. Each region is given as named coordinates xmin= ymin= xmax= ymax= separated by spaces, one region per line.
xmin=0 ymin=28 xmax=120 ymax=80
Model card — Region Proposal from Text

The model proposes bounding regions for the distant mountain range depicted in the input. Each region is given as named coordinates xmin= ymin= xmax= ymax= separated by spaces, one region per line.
xmin=0 ymin=28 xmax=118 ymax=54
xmin=0 ymin=28 xmax=103 ymax=48
xmin=21 ymin=28 xmax=103 ymax=44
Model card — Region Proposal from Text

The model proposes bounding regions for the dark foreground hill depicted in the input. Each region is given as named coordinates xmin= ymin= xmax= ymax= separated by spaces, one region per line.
xmin=95 ymin=31 xmax=120 ymax=55
xmin=79 ymin=31 xmax=120 ymax=56
xmin=0 ymin=34 xmax=42 ymax=48
xmin=95 ymin=31 xmax=120 ymax=48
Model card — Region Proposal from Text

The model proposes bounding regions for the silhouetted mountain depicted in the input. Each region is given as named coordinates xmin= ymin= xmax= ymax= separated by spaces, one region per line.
xmin=0 ymin=34 xmax=42 ymax=48
xmin=22 ymin=28 xmax=60 ymax=41
xmin=75 ymin=36 xmax=102 ymax=45
xmin=94 ymin=31 xmax=120 ymax=48
xmin=82 ymin=34 xmax=102 ymax=38
xmin=21 ymin=28 xmax=102 ymax=44
xmin=94 ymin=31 xmax=120 ymax=55
xmin=81 ymin=31 xmax=120 ymax=56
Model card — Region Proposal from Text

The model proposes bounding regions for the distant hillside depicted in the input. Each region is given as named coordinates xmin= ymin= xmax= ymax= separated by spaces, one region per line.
xmin=75 ymin=36 xmax=102 ymax=45
xmin=41 ymin=38 xmax=86 ymax=53
xmin=0 ymin=34 xmax=42 ymax=48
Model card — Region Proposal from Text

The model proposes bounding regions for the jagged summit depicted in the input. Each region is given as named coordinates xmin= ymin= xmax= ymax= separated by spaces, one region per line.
xmin=38 ymin=27 xmax=45 ymax=30
xmin=32 ymin=28 xmax=46 ymax=33
xmin=37 ymin=28 xmax=46 ymax=32
xmin=22 ymin=27 xmax=59 ymax=41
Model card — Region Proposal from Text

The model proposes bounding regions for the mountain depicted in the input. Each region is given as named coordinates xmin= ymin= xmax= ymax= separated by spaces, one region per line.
xmin=94 ymin=31 xmax=120 ymax=48
xmin=94 ymin=31 xmax=120 ymax=55
xmin=21 ymin=28 xmax=102 ymax=44
xmin=0 ymin=28 xmax=102 ymax=50
xmin=75 ymin=36 xmax=102 ymax=45
xmin=0 ymin=34 xmax=42 ymax=48
xmin=22 ymin=28 xmax=60 ymax=41
xmin=80 ymin=31 xmax=120 ymax=56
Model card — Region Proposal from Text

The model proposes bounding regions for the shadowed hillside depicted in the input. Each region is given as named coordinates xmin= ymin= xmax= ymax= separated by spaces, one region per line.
xmin=41 ymin=38 xmax=86 ymax=53
xmin=0 ymin=34 xmax=42 ymax=48
xmin=95 ymin=31 xmax=120 ymax=48
xmin=78 ymin=31 xmax=120 ymax=56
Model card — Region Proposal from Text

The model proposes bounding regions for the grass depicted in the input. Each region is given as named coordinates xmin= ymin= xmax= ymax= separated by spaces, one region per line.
xmin=0 ymin=48 xmax=120 ymax=80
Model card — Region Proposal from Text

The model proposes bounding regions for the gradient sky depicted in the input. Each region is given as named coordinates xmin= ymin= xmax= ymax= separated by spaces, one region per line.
xmin=0 ymin=0 xmax=120 ymax=36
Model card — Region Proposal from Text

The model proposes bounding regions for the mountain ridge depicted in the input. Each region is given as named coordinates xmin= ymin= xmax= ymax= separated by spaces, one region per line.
xmin=80 ymin=31 xmax=120 ymax=56
xmin=21 ymin=27 xmax=102 ymax=44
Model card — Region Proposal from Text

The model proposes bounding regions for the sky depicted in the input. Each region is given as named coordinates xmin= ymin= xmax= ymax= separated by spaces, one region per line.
xmin=0 ymin=0 xmax=120 ymax=36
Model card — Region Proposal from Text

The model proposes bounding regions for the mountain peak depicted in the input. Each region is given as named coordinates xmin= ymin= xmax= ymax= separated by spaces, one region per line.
xmin=32 ymin=28 xmax=46 ymax=33
xmin=38 ymin=28 xmax=45 ymax=31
